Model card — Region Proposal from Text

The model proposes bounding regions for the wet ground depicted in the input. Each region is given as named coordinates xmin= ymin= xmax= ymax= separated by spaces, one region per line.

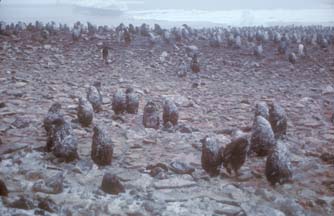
xmin=0 ymin=28 xmax=334 ymax=215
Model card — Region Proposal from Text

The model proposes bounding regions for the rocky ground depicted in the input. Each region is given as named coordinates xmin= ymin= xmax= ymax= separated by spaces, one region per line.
xmin=0 ymin=27 xmax=334 ymax=216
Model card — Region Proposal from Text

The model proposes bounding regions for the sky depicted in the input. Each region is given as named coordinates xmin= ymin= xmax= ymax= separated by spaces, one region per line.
xmin=2 ymin=0 xmax=333 ymax=10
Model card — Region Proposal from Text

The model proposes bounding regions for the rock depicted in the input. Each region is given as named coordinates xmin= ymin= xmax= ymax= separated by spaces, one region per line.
xmin=0 ymin=101 xmax=6 ymax=109
xmin=320 ymin=152 xmax=334 ymax=164
xmin=87 ymin=82 xmax=103 ymax=113
xmin=149 ymin=167 xmax=166 ymax=178
xmin=38 ymin=197 xmax=58 ymax=213
xmin=214 ymin=205 xmax=242 ymax=215
xmin=77 ymin=97 xmax=93 ymax=127
xmin=177 ymin=124 xmax=192 ymax=133
xmin=8 ymin=196 xmax=35 ymax=210
xmin=112 ymin=89 xmax=127 ymax=115
xmin=125 ymin=87 xmax=139 ymax=114
xmin=101 ymin=173 xmax=125 ymax=195
xmin=143 ymin=101 xmax=160 ymax=130
xmin=162 ymin=99 xmax=178 ymax=126
xmin=255 ymin=101 xmax=269 ymax=120
xmin=241 ymin=202 xmax=285 ymax=216
xmin=190 ymin=54 xmax=200 ymax=73
xmin=91 ymin=125 xmax=114 ymax=166
xmin=250 ymin=116 xmax=276 ymax=156
xmin=269 ymin=102 xmax=287 ymax=139
xmin=169 ymin=161 xmax=195 ymax=175
xmin=153 ymin=177 xmax=196 ymax=189
xmin=222 ymin=136 xmax=249 ymax=176
xmin=276 ymin=198 xmax=306 ymax=216
xmin=322 ymin=85 xmax=334 ymax=95
xmin=200 ymin=136 xmax=223 ymax=177
xmin=11 ymin=117 xmax=30 ymax=129
xmin=50 ymin=117 xmax=79 ymax=162
xmin=0 ymin=179 xmax=8 ymax=196
xmin=265 ymin=142 xmax=292 ymax=186
xmin=32 ymin=172 xmax=64 ymax=194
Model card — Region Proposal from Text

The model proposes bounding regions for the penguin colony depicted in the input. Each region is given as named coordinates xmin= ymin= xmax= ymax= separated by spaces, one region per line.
xmin=1 ymin=21 xmax=332 ymax=198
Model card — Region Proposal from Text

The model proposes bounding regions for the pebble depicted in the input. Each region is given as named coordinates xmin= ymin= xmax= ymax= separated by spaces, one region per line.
xmin=101 ymin=173 xmax=125 ymax=195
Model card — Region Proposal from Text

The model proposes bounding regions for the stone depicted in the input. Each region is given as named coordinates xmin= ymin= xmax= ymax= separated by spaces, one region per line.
xmin=8 ymin=196 xmax=35 ymax=210
xmin=201 ymin=136 xmax=223 ymax=177
xmin=169 ymin=161 xmax=195 ymax=175
xmin=322 ymin=85 xmax=334 ymax=95
xmin=153 ymin=177 xmax=196 ymax=189
xmin=214 ymin=205 xmax=242 ymax=215
xmin=250 ymin=116 xmax=276 ymax=156
xmin=32 ymin=172 xmax=64 ymax=194
xmin=101 ymin=173 xmax=125 ymax=195
xmin=143 ymin=101 xmax=160 ymax=130
xmin=320 ymin=152 xmax=334 ymax=164
xmin=37 ymin=197 xmax=58 ymax=213
xmin=0 ymin=179 xmax=8 ymax=196
xmin=91 ymin=125 xmax=114 ymax=166
xmin=12 ymin=117 xmax=30 ymax=129
xmin=241 ymin=202 xmax=285 ymax=216
xmin=276 ymin=198 xmax=306 ymax=216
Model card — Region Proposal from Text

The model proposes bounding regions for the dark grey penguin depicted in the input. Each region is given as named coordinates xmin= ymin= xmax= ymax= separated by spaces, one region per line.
xmin=91 ymin=125 xmax=114 ymax=166
xmin=200 ymin=136 xmax=223 ymax=177
xmin=250 ymin=116 xmax=276 ymax=157
xmin=143 ymin=101 xmax=160 ymax=130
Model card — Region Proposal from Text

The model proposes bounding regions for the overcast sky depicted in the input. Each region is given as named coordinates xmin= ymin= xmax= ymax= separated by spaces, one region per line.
xmin=3 ymin=0 xmax=333 ymax=10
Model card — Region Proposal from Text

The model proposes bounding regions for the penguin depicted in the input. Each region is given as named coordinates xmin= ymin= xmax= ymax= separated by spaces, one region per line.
xmin=125 ymin=87 xmax=139 ymax=114
xmin=102 ymin=46 xmax=109 ymax=64
xmin=222 ymin=136 xmax=249 ymax=176
xmin=50 ymin=117 xmax=79 ymax=162
xmin=269 ymin=101 xmax=287 ymax=139
xmin=177 ymin=59 xmax=188 ymax=77
xmin=112 ymin=89 xmax=127 ymax=115
xmin=91 ymin=125 xmax=114 ymax=166
xmin=77 ymin=97 xmax=93 ymax=127
xmin=265 ymin=142 xmax=292 ymax=186
xmin=143 ymin=101 xmax=160 ymax=130
xmin=190 ymin=54 xmax=200 ymax=73
xmin=87 ymin=82 xmax=103 ymax=113
xmin=250 ymin=116 xmax=276 ymax=157
xmin=200 ymin=136 xmax=223 ymax=177
xmin=254 ymin=101 xmax=269 ymax=120
xmin=162 ymin=99 xmax=178 ymax=126
xmin=44 ymin=102 xmax=63 ymax=152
